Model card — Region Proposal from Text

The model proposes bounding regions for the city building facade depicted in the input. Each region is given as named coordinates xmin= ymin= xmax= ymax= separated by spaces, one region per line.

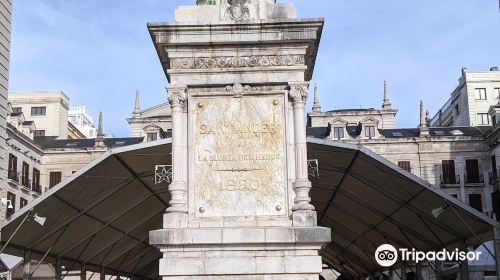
xmin=127 ymin=91 xmax=172 ymax=142
xmin=307 ymin=82 xmax=496 ymax=220
xmin=0 ymin=0 xmax=13 ymax=220
xmin=430 ymin=67 xmax=500 ymax=128
xmin=8 ymin=91 xmax=70 ymax=139
xmin=68 ymin=106 xmax=97 ymax=139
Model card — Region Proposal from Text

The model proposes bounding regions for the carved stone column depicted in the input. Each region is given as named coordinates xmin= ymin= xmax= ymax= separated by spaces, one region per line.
xmin=166 ymin=85 xmax=188 ymax=216
xmin=289 ymin=82 xmax=315 ymax=214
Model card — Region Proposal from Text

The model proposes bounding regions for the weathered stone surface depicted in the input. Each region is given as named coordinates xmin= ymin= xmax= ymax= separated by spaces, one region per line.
xmin=193 ymin=94 xmax=287 ymax=217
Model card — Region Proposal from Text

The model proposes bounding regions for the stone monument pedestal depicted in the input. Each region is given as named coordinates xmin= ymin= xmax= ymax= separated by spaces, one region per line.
xmin=148 ymin=0 xmax=329 ymax=278
xmin=150 ymin=226 xmax=330 ymax=279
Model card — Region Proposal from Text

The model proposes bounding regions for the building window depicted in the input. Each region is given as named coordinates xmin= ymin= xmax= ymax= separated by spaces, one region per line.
xmin=12 ymin=107 xmax=22 ymax=113
xmin=34 ymin=130 xmax=45 ymax=137
xmin=147 ymin=133 xmax=158 ymax=142
xmin=32 ymin=168 xmax=41 ymax=194
xmin=364 ymin=126 xmax=375 ymax=138
xmin=333 ymin=127 xmax=344 ymax=139
xmin=49 ymin=172 xmax=62 ymax=188
xmin=468 ymin=193 xmax=483 ymax=212
xmin=465 ymin=159 xmax=481 ymax=183
xmin=478 ymin=113 xmax=490 ymax=125
xmin=441 ymin=160 xmax=457 ymax=184
xmin=398 ymin=161 xmax=411 ymax=173
xmin=494 ymin=88 xmax=500 ymax=99
xmin=22 ymin=162 xmax=30 ymax=189
xmin=6 ymin=192 xmax=16 ymax=218
xmin=454 ymin=104 xmax=460 ymax=117
xmin=31 ymin=106 xmax=46 ymax=116
xmin=8 ymin=153 xmax=18 ymax=182
xmin=475 ymin=88 xmax=487 ymax=100
xmin=20 ymin=198 xmax=28 ymax=209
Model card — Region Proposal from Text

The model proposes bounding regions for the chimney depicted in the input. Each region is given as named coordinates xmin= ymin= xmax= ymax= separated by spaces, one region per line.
xmin=382 ymin=81 xmax=392 ymax=110
xmin=419 ymin=101 xmax=429 ymax=137
xmin=312 ymin=84 xmax=321 ymax=113
xmin=95 ymin=111 xmax=106 ymax=148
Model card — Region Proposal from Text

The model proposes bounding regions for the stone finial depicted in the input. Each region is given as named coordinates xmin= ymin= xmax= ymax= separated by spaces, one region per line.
xmin=419 ymin=101 xmax=430 ymax=137
xmin=426 ymin=110 xmax=430 ymax=126
xmin=197 ymin=0 xmax=217 ymax=5
xmin=97 ymin=112 xmax=104 ymax=137
xmin=95 ymin=111 xmax=106 ymax=148
xmin=382 ymin=81 xmax=392 ymax=110
xmin=312 ymin=83 xmax=321 ymax=113
xmin=133 ymin=89 xmax=140 ymax=116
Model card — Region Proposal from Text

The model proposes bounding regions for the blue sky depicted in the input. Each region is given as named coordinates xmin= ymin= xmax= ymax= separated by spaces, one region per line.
xmin=9 ymin=0 xmax=500 ymax=137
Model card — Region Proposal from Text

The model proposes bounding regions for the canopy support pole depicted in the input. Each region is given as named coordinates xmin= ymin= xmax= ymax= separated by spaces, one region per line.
xmin=80 ymin=262 xmax=86 ymax=280
xmin=100 ymin=266 xmax=105 ymax=280
xmin=460 ymin=243 xmax=469 ymax=280
xmin=435 ymin=261 xmax=442 ymax=280
xmin=415 ymin=262 xmax=422 ymax=280
xmin=401 ymin=262 xmax=407 ymax=280
xmin=23 ymin=248 xmax=31 ymax=280
xmin=494 ymin=227 xmax=500 ymax=280
xmin=56 ymin=256 xmax=62 ymax=280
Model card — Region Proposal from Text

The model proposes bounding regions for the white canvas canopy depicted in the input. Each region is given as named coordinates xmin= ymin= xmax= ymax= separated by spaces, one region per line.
xmin=0 ymin=138 xmax=498 ymax=279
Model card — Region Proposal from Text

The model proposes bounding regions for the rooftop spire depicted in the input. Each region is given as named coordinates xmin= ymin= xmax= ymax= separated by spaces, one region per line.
xmin=133 ymin=89 xmax=141 ymax=116
xmin=97 ymin=111 xmax=104 ymax=137
xmin=312 ymin=83 xmax=321 ymax=113
xmin=95 ymin=111 xmax=106 ymax=148
xmin=419 ymin=101 xmax=429 ymax=137
xmin=382 ymin=81 xmax=392 ymax=110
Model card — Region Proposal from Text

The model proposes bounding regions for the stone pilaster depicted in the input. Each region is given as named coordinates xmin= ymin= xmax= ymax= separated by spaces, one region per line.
xmin=166 ymin=85 xmax=188 ymax=222
xmin=289 ymin=82 xmax=316 ymax=226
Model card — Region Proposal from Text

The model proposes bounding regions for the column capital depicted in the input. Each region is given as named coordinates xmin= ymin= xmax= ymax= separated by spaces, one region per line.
xmin=288 ymin=82 xmax=310 ymax=105
xmin=167 ymin=85 xmax=188 ymax=108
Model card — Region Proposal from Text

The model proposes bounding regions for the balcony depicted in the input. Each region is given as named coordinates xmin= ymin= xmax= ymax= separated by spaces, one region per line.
xmin=489 ymin=168 xmax=500 ymax=185
xmin=7 ymin=170 xmax=19 ymax=185
xmin=464 ymin=173 xmax=484 ymax=185
xmin=21 ymin=178 xmax=31 ymax=192
xmin=440 ymin=175 xmax=460 ymax=186
xmin=32 ymin=184 xmax=42 ymax=195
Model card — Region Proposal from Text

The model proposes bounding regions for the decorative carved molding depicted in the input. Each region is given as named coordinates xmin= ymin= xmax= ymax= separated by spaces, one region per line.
xmin=224 ymin=83 xmax=257 ymax=98
xmin=167 ymin=87 xmax=187 ymax=108
xmin=288 ymin=83 xmax=309 ymax=105
xmin=225 ymin=0 xmax=250 ymax=20
xmin=170 ymin=55 xmax=305 ymax=70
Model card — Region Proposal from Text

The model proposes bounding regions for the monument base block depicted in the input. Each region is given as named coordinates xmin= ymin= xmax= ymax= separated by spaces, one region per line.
xmin=150 ymin=226 xmax=331 ymax=278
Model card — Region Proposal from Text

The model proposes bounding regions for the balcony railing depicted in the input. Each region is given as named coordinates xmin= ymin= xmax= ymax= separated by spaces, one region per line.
xmin=21 ymin=178 xmax=31 ymax=191
xmin=489 ymin=168 xmax=500 ymax=185
xmin=7 ymin=170 xmax=19 ymax=183
xmin=440 ymin=175 xmax=460 ymax=185
xmin=32 ymin=184 xmax=42 ymax=195
xmin=465 ymin=173 xmax=484 ymax=184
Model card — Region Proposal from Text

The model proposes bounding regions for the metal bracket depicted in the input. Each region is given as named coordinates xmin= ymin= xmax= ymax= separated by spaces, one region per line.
xmin=308 ymin=159 xmax=319 ymax=178
xmin=155 ymin=165 xmax=172 ymax=184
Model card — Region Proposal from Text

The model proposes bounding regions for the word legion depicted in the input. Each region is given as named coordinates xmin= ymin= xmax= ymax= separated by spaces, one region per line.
xmin=199 ymin=121 xmax=281 ymax=135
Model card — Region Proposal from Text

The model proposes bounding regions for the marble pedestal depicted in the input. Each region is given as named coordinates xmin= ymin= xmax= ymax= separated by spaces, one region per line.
xmin=150 ymin=226 xmax=331 ymax=279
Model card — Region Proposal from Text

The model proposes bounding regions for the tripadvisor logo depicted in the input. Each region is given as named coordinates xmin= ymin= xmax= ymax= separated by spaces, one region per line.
xmin=375 ymin=244 xmax=398 ymax=267
xmin=374 ymin=244 xmax=481 ymax=267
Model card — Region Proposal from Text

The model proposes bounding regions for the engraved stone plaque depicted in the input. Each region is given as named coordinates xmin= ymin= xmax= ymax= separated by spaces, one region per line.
xmin=193 ymin=95 xmax=287 ymax=217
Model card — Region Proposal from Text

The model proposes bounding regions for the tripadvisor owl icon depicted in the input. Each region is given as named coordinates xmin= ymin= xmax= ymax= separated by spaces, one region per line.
xmin=375 ymin=244 xmax=398 ymax=267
